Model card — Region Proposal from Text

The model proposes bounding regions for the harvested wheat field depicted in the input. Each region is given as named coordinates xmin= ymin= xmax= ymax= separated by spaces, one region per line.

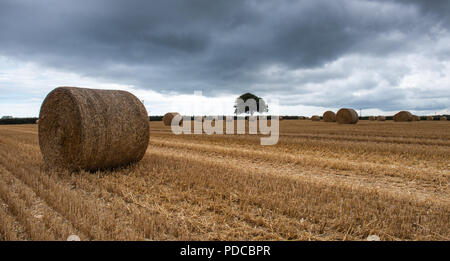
xmin=0 ymin=120 xmax=449 ymax=241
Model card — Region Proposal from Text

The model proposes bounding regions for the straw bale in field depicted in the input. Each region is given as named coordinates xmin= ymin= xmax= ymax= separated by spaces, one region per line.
xmin=311 ymin=115 xmax=321 ymax=121
xmin=393 ymin=111 xmax=413 ymax=122
xmin=163 ymin=112 xmax=182 ymax=126
xmin=323 ymin=111 xmax=336 ymax=122
xmin=38 ymin=86 xmax=149 ymax=171
xmin=336 ymin=108 xmax=359 ymax=124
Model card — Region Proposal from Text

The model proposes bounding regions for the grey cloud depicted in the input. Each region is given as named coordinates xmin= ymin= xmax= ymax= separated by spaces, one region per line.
xmin=0 ymin=0 xmax=449 ymax=111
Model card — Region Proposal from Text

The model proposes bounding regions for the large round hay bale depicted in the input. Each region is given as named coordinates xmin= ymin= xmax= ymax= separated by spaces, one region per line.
xmin=163 ymin=112 xmax=182 ymax=126
xmin=311 ymin=115 xmax=321 ymax=121
xmin=412 ymin=115 xmax=420 ymax=121
xmin=322 ymin=111 xmax=336 ymax=122
xmin=393 ymin=111 xmax=413 ymax=122
xmin=377 ymin=116 xmax=386 ymax=121
xmin=336 ymin=108 xmax=359 ymax=124
xmin=440 ymin=116 xmax=447 ymax=121
xmin=426 ymin=116 xmax=434 ymax=121
xmin=369 ymin=116 xmax=375 ymax=121
xmin=35 ymin=119 xmax=39 ymax=124
xmin=38 ymin=87 xmax=149 ymax=171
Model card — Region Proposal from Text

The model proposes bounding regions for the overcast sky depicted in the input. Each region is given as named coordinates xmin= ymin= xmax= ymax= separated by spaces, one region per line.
xmin=1 ymin=0 xmax=450 ymax=117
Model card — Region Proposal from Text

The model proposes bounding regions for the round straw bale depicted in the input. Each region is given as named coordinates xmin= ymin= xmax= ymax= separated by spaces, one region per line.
xmin=412 ymin=115 xmax=420 ymax=121
xmin=426 ymin=116 xmax=434 ymax=121
xmin=163 ymin=112 xmax=182 ymax=126
xmin=377 ymin=116 xmax=386 ymax=121
xmin=279 ymin=116 xmax=283 ymax=121
xmin=393 ymin=111 xmax=413 ymax=122
xmin=35 ymin=119 xmax=39 ymax=124
xmin=311 ymin=115 xmax=321 ymax=121
xmin=38 ymin=86 xmax=149 ymax=171
xmin=336 ymin=108 xmax=359 ymax=124
xmin=369 ymin=116 xmax=375 ymax=121
xmin=440 ymin=116 xmax=447 ymax=121
xmin=323 ymin=111 xmax=336 ymax=122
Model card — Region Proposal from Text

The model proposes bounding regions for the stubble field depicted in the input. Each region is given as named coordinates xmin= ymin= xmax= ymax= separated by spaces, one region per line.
xmin=0 ymin=120 xmax=449 ymax=241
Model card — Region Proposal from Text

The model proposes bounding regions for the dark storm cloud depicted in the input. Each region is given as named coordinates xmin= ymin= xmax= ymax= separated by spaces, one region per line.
xmin=0 ymin=0 xmax=449 ymax=111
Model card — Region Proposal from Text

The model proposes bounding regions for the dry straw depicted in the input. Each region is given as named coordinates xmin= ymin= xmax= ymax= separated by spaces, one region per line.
xmin=323 ymin=111 xmax=336 ymax=122
xmin=393 ymin=111 xmax=413 ymax=122
xmin=35 ymin=119 xmax=39 ymax=124
xmin=441 ymin=116 xmax=447 ymax=121
xmin=38 ymin=86 xmax=149 ymax=171
xmin=336 ymin=108 xmax=359 ymax=124
xmin=426 ymin=116 xmax=434 ymax=121
xmin=412 ymin=115 xmax=420 ymax=121
xmin=377 ymin=116 xmax=386 ymax=121
xmin=311 ymin=115 xmax=321 ymax=121
xmin=163 ymin=112 xmax=182 ymax=126
xmin=369 ymin=116 xmax=375 ymax=121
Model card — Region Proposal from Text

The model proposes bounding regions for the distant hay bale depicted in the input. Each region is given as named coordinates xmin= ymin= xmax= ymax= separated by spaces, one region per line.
xmin=336 ymin=108 xmax=359 ymax=124
xmin=279 ymin=116 xmax=284 ymax=121
xmin=311 ymin=115 xmax=321 ymax=121
xmin=369 ymin=116 xmax=375 ymax=121
xmin=377 ymin=116 xmax=386 ymax=121
xmin=393 ymin=111 xmax=413 ymax=122
xmin=38 ymin=86 xmax=149 ymax=171
xmin=426 ymin=116 xmax=434 ymax=121
xmin=322 ymin=111 xmax=336 ymax=122
xmin=163 ymin=112 xmax=182 ymax=126
xmin=412 ymin=115 xmax=420 ymax=121
xmin=35 ymin=119 xmax=39 ymax=124
xmin=441 ymin=116 xmax=447 ymax=121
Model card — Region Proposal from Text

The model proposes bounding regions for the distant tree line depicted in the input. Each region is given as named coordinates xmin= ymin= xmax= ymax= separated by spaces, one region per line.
xmin=150 ymin=115 xmax=299 ymax=121
xmin=0 ymin=117 xmax=38 ymax=125
xmin=359 ymin=115 xmax=449 ymax=121
xmin=2 ymin=114 xmax=448 ymax=125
